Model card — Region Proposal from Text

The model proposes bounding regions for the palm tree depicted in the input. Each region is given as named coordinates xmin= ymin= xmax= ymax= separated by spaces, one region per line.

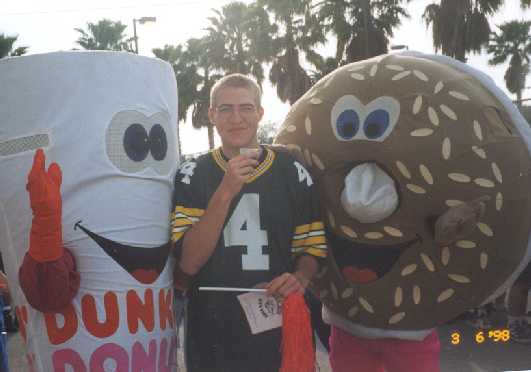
xmin=257 ymin=120 xmax=279 ymax=144
xmin=423 ymin=0 xmax=503 ymax=62
xmin=258 ymin=0 xmax=326 ymax=104
xmin=308 ymin=56 xmax=340 ymax=84
xmin=75 ymin=19 xmax=134 ymax=51
xmin=315 ymin=0 xmax=410 ymax=64
xmin=488 ymin=20 xmax=531 ymax=108
xmin=153 ymin=44 xmax=199 ymax=152
xmin=0 ymin=34 xmax=28 ymax=58
xmin=155 ymin=37 xmax=221 ymax=149
xmin=187 ymin=36 xmax=223 ymax=149
xmin=205 ymin=2 xmax=274 ymax=85
xmin=153 ymin=44 xmax=200 ymax=124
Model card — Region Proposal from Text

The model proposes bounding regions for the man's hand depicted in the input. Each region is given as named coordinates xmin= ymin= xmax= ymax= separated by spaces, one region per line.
xmin=265 ymin=255 xmax=320 ymax=298
xmin=266 ymin=272 xmax=308 ymax=298
xmin=219 ymin=154 xmax=258 ymax=198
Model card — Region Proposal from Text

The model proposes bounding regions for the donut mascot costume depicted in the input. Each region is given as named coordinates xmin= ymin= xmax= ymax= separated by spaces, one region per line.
xmin=0 ymin=52 xmax=179 ymax=371
xmin=275 ymin=52 xmax=531 ymax=371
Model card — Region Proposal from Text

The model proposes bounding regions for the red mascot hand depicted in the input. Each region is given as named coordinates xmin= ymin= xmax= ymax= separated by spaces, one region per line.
xmin=26 ymin=149 xmax=64 ymax=262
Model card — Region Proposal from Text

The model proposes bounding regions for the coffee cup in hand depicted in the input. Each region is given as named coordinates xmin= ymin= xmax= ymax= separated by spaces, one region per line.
xmin=239 ymin=147 xmax=261 ymax=160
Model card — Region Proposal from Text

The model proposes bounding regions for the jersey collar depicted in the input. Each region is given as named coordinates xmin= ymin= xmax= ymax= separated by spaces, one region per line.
xmin=212 ymin=146 xmax=276 ymax=183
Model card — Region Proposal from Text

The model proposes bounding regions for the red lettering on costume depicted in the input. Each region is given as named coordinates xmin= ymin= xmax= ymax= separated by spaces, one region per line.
xmin=82 ymin=291 xmax=119 ymax=338
xmin=132 ymin=340 xmax=157 ymax=371
xmin=15 ymin=305 xmax=28 ymax=342
xmin=158 ymin=336 xmax=178 ymax=372
xmin=52 ymin=349 xmax=87 ymax=372
xmin=44 ymin=304 xmax=78 ymax=345
xmin=158 ymin=289 xmax=174 ymax=330
xmin=89 ymin=343 xmax=129 ymax=372
xmin=127 ymin=289 xmax=155 ymax=334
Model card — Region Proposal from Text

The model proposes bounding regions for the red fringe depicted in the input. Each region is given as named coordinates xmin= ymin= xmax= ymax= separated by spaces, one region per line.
xmin=280 ymin=293 xmax=315 ymax=372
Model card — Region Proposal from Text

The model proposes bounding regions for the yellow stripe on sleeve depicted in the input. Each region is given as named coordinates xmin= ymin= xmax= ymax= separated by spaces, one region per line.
xmin=293 ymin=230 xmax=325 ymax=241
xmin=173 ymin=218 xmax=194 ymax=227
xmin=174 ymin=206 xmax=204 ymax=217
xmin=171 ymin=231 xmax=185 ymax=243
xmin=171 ymin=206 xmax=203 ymax=243
xmin=292 ymin=235 xmax=326 ymax=248
xmin=291 ymin=246 xmax=327 ymax=258
xmin=294 ymin=221 xmax=325 ymax=235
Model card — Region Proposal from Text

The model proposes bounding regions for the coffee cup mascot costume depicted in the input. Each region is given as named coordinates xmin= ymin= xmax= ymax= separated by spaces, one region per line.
xmin=0 ymin=52 xmax=179 ymax=371
xmin=275 ymin=52 xmax=531 ymax=370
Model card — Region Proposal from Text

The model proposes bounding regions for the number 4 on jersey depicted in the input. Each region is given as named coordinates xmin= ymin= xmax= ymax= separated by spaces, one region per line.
xmin=294 ymin=161 xmax=313 ymax=187
xmin=223 ymin=194 xmax=269 ymax=270
xmin=179 ymin=161 xmax=197 ymax=184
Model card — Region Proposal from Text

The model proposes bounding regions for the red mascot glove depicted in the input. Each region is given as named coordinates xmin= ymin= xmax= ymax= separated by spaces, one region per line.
xmin=26 ymin=149 xmax=64 ymax=262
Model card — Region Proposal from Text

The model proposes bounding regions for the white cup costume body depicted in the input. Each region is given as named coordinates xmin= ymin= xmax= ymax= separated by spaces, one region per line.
xmin=0 ymin=52 xmax=179 ymax=371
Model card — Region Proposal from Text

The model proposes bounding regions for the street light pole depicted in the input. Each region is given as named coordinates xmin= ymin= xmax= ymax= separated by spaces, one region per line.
xmin=132 ymin=17 xmax=156 ymax=55
xmin=133 ymin=18 xmax=138 ymax=54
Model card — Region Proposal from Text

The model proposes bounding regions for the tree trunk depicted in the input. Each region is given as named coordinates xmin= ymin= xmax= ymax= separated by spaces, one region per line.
xmin=237 ymin=33 xmax=245 ymax=74
xmin=207 ymin=124 xmax=215 ymax=149
xmin=516 ymin=89 xmax=523 ymax=109
xmin=176 ymin=120 xmax=183 ymax=160
xmin=335 ymin=37 xmax=346 ymax=65
xmin=361 ymin=0 xmax=371 ymax=59
xmin=450 ymin=19 xmax=466 ymax=62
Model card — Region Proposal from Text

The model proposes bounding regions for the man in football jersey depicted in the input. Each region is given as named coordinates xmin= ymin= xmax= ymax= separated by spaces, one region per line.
xmin=171 ymin=73 xmax=327 ymax=372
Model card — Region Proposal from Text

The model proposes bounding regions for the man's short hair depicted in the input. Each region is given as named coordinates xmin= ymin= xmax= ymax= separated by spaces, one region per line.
xmin=210 ymin=73 xmax=262 ymax=108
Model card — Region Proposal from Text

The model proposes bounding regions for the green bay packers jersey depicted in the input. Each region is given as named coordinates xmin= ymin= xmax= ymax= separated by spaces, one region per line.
xmin=171 ymin=146 xmax=326 ymax=372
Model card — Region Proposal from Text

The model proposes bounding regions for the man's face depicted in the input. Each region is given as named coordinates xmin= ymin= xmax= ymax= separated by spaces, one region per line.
xmin=209 ymin=87 xmax=264 ymax=152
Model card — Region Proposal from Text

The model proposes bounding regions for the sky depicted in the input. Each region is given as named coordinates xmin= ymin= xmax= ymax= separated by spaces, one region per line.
xmin=1 ymin=0 xmax=530 ymax=154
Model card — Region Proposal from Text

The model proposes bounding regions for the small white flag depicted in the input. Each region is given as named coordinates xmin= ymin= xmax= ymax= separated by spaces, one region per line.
xmin=237 ymin=292 xmax=282 ymax=334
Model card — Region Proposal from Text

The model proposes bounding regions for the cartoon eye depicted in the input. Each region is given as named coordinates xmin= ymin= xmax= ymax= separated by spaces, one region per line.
xmin=106 ymin=110 xmax=175 ymax=175
xmin=124 ymin=123 xmax=150 ymax=162
xmin=331 ymin=95 xmax=365 ymax=142
xmin=361 ymin=97 xmax=400 ymax=142
xmin=336 ymin=110 xmax=360 ymax=140
xmin=331 ymin=95 xmax=399 ymax=142
xmin=364 ymin=110 xmax=390 ymax=140
xmin=149 ymin=124 xmax=168 ymax=161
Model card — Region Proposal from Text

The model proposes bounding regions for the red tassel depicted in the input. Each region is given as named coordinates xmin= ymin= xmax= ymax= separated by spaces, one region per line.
xmin=280 ymin=293 xmax=315 ymax=372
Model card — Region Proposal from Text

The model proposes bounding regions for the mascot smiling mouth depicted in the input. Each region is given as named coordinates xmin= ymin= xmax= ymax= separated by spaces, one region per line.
xmin=331 ymin=233 xmax=421 ymax=284
xmin=75 ymin=221 xmax=170 ymax=284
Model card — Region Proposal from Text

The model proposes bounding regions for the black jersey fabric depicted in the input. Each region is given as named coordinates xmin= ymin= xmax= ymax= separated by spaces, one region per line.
xmin=171 ymin=146 xmax=326 ymax=372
